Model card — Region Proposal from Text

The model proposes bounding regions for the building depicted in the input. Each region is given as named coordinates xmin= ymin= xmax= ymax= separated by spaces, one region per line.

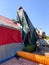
xmin=0 ymin=15 xmax=24 ymax=63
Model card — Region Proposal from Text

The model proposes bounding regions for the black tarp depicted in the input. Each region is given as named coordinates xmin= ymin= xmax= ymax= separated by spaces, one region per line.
xmin=16 ymin=7 xmax=39 ymax=46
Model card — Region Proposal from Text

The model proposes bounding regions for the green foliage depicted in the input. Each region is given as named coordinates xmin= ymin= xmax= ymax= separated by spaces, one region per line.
xmin=23 ymin=44 xmax=36 ymax=53
xmin=45 ymin=36 xmax=49 ymax=40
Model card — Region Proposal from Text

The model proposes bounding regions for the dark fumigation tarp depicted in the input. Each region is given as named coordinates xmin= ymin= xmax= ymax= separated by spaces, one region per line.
xmin=16 ymin=8 xmax=39 ymax=46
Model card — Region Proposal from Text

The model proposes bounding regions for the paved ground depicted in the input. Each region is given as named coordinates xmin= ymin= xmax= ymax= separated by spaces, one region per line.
xmin=1 ymin=46 xmax=49 ymax=65
xmin=0 ymin=57 xmax=38 ymax=65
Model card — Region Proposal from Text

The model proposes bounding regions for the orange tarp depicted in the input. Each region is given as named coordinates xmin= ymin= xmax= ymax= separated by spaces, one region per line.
xmin=17 ymin=51 xmax=49 ymax=65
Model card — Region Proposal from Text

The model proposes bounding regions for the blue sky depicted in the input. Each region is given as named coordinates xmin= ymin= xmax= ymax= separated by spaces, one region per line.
xmin=0 ymin=0 xmax=49 ymax=36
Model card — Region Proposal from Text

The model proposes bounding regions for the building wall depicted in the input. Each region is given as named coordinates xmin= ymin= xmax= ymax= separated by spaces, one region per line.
xmin=0 ymin=26 xmax=24 ymax=63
